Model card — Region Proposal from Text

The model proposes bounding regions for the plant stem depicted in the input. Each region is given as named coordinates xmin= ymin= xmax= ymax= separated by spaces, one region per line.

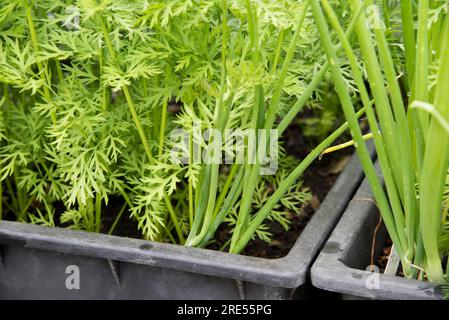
xmin=158 ymin=100 xmax=168 ymax=156
xmin=188 ymin=132 xmax=194 ymax=228
xmin=185 ymin=166 xmax=211 ymax=244
xmin=24 ymin=2 xmax=56 ymax=125
xmin=3 ymin=83 xmax=9 ymax=105
xmin=229 ymin=85 xmax=263 ymax=251
xmin=162 ymin=224 xmax=177 ymax=244
xmin=99 ymin=16 xmax=117 ymax=61
xmin=212 ymin=164 xmax=239 ymax=218
xmin=108 ymin=202 xmax=127 ymax=235
xmin=411 ymin=0 xmax=430 ymax=174
xmin=418 ymin=16 xmax=449 ymax=284
xmin=55 ymin=60 xmax=64 ymax=82
xmin=277 ymin=65 xmax=327 ymax=135
xmin=86 ymin=197 xmax=95 ymax=232
xmin=400 ymin=0 xmax=416 ymax=86
xmin=270 ymin=28 xmax=285 ymax=76
xmin=245 ymin=0 xmax=259 ymax=61
xmin=198 ymin=166 xmax=245 ymax=248
xmin=99 ymin=47 xmax=108 ymax=111
xmin=14 ymin=169 xmax=25 ymax=213
xmin=95 ymin=193 xmax=102 ymax=233
xmin=99 ymin=15 xmax=153 ymax=162
xmin=18 ymin=197 xmax=34 ymax=222
xmin=164 ymin=195 xmax=185 ymax=244
xmin=321 ymin=133 xmax=373 ymax=155
xmin=122 ymin=85 xmax=154 ymax=162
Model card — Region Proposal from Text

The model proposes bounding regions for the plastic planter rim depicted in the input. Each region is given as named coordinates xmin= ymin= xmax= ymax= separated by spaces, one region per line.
xmin=0 ymin=152 xmax=367 ymax=290
xmin=311 ymin=161 xmax=443 ymax=300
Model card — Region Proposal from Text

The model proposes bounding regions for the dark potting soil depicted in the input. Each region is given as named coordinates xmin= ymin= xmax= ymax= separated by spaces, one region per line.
xmin=236 ymin=120 xmax=354 ymax=259
xmin=376 ymin=237 xmax=393 ymax=274
xmin=374 ymin=235 xmax=406 ymax=277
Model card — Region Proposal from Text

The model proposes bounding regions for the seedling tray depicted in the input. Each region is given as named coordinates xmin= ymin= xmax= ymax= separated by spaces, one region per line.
xmin=311 ymin=164 xmax=443 ymax=300
xmin=0 ymin=153 xmax=366 ymax=300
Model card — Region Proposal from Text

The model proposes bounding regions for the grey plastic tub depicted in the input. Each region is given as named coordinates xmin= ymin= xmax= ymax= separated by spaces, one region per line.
xmin=311 ymin=164 xmax=444 ymax=300
xmin=0 ymin=153 xmax=366 ymax=300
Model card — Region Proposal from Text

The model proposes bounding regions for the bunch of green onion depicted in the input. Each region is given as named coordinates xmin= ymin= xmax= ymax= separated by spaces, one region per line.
xmin=312 ymin=0 xmax=449 ymax=284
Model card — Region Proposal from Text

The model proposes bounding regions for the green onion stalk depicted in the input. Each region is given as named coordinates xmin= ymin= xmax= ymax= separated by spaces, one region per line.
xmin=313 ymin=0 xmax=449 ymax=283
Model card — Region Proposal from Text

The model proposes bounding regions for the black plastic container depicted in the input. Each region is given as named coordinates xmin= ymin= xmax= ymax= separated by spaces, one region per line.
xmin=311 ymin=167 xmax=443 ymax=300
xmin=0 ymin=153 xmax=365 ymax=300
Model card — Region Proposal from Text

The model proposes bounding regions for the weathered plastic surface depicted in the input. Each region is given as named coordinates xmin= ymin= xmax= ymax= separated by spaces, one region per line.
xmin=311 ymin=165 xmax=443 ymax=300
xmin=0 ymin=153 xmax=366 ymax=300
